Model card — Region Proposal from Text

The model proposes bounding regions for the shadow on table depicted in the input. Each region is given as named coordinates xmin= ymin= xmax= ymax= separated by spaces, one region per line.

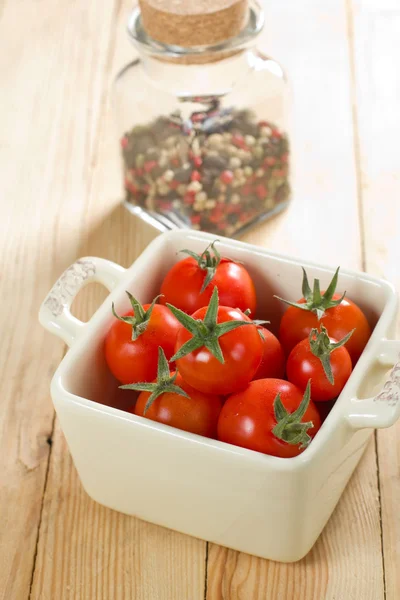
xmin=78 ymin=200 xmax=159 ymax=267
xmin=71 ymin=200 xmax=159 ymax=323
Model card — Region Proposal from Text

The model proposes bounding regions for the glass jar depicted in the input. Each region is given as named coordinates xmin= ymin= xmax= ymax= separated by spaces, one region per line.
xmin=115 ymin=1 xmax=291 ymax=238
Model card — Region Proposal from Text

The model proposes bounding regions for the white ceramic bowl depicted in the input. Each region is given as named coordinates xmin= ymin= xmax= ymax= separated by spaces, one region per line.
xmin=39 ymin=230 xmax=400 ymax=562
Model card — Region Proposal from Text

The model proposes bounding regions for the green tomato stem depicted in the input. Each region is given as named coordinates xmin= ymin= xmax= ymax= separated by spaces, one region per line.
xmin=272 ymin=381 xmax=314 ymax=449
xmin=274 ymin=266 xmax=346 ymax=320
xmin=120 ymin=347 xmax=190 ymax=414
xmin=167 ymin=287 xmax=252 ymax=364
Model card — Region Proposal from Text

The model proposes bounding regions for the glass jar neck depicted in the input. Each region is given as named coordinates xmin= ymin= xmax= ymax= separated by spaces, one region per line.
xmin=141 ymin=51 xmax=254 ymax=99
xmin=127 ymin=0 xmax=264 ymax=64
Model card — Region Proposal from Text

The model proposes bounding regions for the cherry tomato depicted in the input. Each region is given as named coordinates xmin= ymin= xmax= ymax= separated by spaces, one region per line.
xmin=105 ymin=302 xmax=180 ymax=385
xmin=287 ymin=336 xmax=352 ymax=401
xmin=173 ymin=305 xmax=263 ymax=396
xmin=160 ymin=242 xmax=257 ymax=316
xmin=133 ymin=373 xmax=223 ymax=438
xmin=253 ymin=327 xmax=286 ymax=380
xmin=218 ymin=379 xmax=321 ymax=458
xmin=279 ymin=294 xmax=371 ymax=364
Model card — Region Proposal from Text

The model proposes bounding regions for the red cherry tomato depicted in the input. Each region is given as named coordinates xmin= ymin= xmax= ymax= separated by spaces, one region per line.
xmin=218 ymin=379 xmax=321 ymax=458
xmin=279 ymin=294 xmax=371 ymax=365
xmin=174 ymin=307 xmax=263 ymax=396
xmin=253 ymin=327 xmax=286 ymax=380
xmin=160 ymin=255 xmax=257 ymax=316
xmin=286 ymin=336 xmax=352 ymax=402
xmin=133 ymin=373 xmax=223 ymax=438
xmin=105 ymin=304 xmax=180 ymax=385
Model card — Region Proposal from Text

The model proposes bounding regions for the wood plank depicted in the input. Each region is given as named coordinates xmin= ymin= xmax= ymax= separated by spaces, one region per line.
xmin=242 ymin=0 xmax=362 ymax=268
xmin=208 ymin=1 xmax=385 ymax=598
xmin=0 ymin=1 xmax=118 ymax=598
xmin=1 ymin=0 xmax=388 ymax=597
xmin=207 ymin=444 xmax=379 ymax=600
xmin=31 ymin=420 xmax=205 ymax=600
xmin=29 ymin=1 xmax=207 ymax=598
xmin=349 ymin=1 xmax=400 ymax=598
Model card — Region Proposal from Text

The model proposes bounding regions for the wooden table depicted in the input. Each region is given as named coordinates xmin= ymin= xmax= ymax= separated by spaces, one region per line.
xmin=1 ymin=0 xmax=400 ymax=598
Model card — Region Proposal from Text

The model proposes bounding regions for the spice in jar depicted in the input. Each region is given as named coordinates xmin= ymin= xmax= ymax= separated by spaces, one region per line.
xmin=121 ymin=103 xmax=290 ymax=236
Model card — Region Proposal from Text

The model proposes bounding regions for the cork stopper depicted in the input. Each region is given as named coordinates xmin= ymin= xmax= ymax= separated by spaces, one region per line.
xmin=139 ymin=0 xmax=248 ymax=48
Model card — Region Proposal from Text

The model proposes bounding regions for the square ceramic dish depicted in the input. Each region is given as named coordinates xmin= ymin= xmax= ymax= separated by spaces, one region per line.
xmin=39 ymin=230 xmax=400 ymax=562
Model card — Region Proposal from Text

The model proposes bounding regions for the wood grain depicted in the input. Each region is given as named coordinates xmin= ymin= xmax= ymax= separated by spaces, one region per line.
xmin=30 ymin=420 xmax=205 ymax=600
xmin=0 ymin=0 xmax=120 ymax=598
xmin=350 ymin=0 xmax=400 ymax=598
xmin=206 ymin=443 xmax=380 ymax=600
xmin=0 ymin=0 xmax=397 ymax=598
xmin=208 ymin=1 xmax=385 ymax=598
xmin=28 ymin=1 xmax=207 ymax=599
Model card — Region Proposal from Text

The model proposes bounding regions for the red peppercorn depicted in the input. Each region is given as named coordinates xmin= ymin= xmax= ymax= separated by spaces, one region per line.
xmin=258 ymin=120 xmax=270 ymax=128
xmin=124 ymin=180 xmax=137 ymax=195
xmin=191 ymin=170 xmax=202 ymax=182
xmin=281 ymin=153 xmax=289 ymax=163
xmin=256 ymin=184 xmax=268 ymax=200
xmin=209 ymin=205 xmax=224 ymax=222
xmin=120 ymin=136 xmax=128 ymax=149
xmin=232 ymin=134 xmax=249 ymax=151
xmin=184 ymin=192 xmax=196 ymax=205
xmin=144 ymin=160 xmax=157 ymax=173
xmin=193 ymin=156 xmax=203 ymax=168
xmin=136 ymin=167 xmax=144 ymax=177
xmin=191 ymin=215 xmax=201 ymax=224
xmin=220 ymin=170 xmax=234 ymax=185
xmin=160 ymin=200 xmax=173 ymax=210
xmin=264 ymin=156 xmax=276 ymax=167
xmin=169 ymin=180 xmax=180 ymax=190
xmin=271 ymin=129 xmax=282 ymax=139
xmin=142 ymin=184 xmax=150 ymax=194
xmin=191 ymin=113 xmax=206 ymax=123
xmin=232 ymin=133 xmax=244 ymax=146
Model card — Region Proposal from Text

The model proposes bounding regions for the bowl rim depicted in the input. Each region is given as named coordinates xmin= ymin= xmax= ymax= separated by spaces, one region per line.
xmin=50 ymin=230 xmax=398 ymax=470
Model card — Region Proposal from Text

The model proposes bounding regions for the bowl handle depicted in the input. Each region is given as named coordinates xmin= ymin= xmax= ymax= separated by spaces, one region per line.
xmin=346 ymin=339 xmax=400 ymax=429
xmin=39 ymin=257 xmax=126 ymax=347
